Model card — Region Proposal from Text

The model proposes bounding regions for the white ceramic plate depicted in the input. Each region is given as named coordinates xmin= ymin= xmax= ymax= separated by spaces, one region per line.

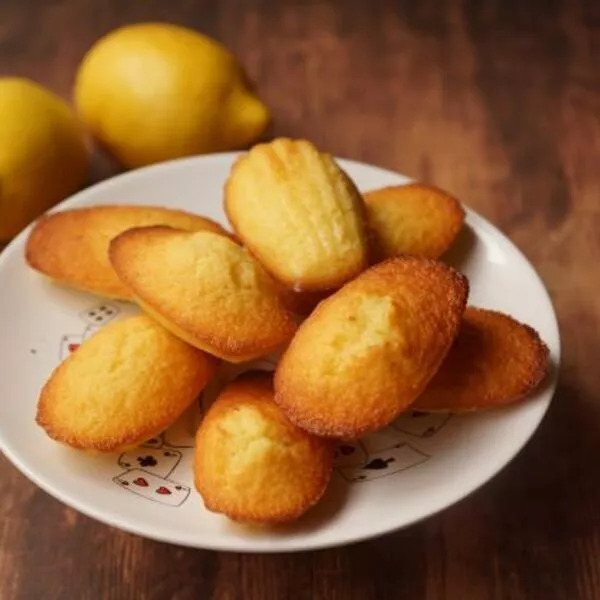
xmin=0 ymin=154 xmax=559 ymax=552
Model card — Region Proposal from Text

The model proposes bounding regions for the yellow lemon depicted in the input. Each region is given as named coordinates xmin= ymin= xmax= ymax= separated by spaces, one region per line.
xmin=74 ymin=23 xmax=270 ymax=168
xmin=0 ymin=78 xmax=87 ymax=242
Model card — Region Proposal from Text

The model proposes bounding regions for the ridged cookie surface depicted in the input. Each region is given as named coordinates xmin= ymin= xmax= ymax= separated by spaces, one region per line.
xmin=274 ymin=257 xmax=469 ymax=438
xmin=26 ymin=205 xmax=229 ymax=299
xmin=109 ymin=227 xmax=297 ymax=362
xmin=36 ymin=315 xmax=216 ymax=452
xmin=364 ymin=184 xmax=464 ymax=260
xmin=195 ymin=374 xmax=333 ymax=524
xmin=414 ymin=308 xmax=549 ymax=412
xmin=225 ymin=138 xmax=368 ymax=290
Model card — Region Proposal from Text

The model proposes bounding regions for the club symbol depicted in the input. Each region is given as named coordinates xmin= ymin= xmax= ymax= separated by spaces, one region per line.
xmin=137 ymin=456 xmax=158 ymax=467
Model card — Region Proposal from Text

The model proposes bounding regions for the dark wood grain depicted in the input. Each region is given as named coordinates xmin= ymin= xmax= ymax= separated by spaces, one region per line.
xmin=1 ymin=1 xmax=599 ymax=598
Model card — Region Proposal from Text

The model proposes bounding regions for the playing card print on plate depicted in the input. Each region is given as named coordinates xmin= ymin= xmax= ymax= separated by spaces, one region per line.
xmin=117 ymin=447 xmax=183 ymax=479
xmin=333 ymin=410 xmax=452 ymax=484
xmin=392 ymin=411 xmax=451 ymax=438
xmin=58 ymin=304 xmax=456 ymax=505
xmin=113 ymin=469 xmax=191 ymax=507
xmin=336 ymin=442 xmax=429 ymax=483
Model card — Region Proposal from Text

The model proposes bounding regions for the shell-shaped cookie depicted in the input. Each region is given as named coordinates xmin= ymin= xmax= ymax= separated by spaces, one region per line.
xmin=36 ymin=315 xmax=216 ymax=452
xmin=109 ymin=227 xmax=297 ymax=362
xmin=274 ymin=257 xmax=469 ymax=438
xmin=26 ymin=205 xmax=229 ymax=300
xmin=363 ymin=184 xmax=464 ymax=260
xmin=225 ymin=138 xmax=369 ymax=291
xmin=414 ymin=308 xmax=549 ymax=412
xmin=195 ymin=374 xmax=333 ymax=524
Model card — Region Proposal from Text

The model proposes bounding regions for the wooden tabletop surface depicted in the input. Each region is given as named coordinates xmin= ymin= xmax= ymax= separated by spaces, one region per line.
xmin=1 ymin=1 xmax=599 ymax=598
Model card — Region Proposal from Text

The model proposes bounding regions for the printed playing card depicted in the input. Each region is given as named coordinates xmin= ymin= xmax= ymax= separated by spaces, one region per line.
xmin=391 ymin=411 xmax=451 ymax=438
xmin=79 ymin=303 xmax=119 ymax=326
xmin=141 ymin=435 xmax=164 ymax=449
xmin=59 ymin=334 xmax=83 ymax=360
xmin=333 ymin=441 xmax=368 ymax=468
xmin=360 ymin=425 xmax=406 ymax=454
xmin=338 ymin=443 xmax=429 ymax=483
xmin=117 ymin=447 xmax=182 ymax=478
xmin=113 ymin=469 xmax=190 ymax=507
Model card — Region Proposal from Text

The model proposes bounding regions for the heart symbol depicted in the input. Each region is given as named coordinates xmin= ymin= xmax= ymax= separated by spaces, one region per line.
xmin=68 ymin=343 xmax=80 ymax=353
xmin=133 ymin=477 xmax=148 ymax=487
xmin=156 ymin=486 xmax=171 ymax=495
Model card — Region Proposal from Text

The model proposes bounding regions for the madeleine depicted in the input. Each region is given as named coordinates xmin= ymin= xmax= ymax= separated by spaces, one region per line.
xmin=110 ymin=227 xmax=297 ymax=362
xmin=414 ymin=308 xmax=549 ymax=412
xmin=225 ymin=138 xmax=369 ymax=291
xmin=36 ymin=315 xmax=216 ymax=452
xmin=364 ymin=184 xmax=464 ymax=260
xmin=195 ymin=375 xmax=333 ymax=524
xmin=274 ymin=257 xmax=469 ymax=438
xmin=26 ymin=205 xmax=229 ymax=299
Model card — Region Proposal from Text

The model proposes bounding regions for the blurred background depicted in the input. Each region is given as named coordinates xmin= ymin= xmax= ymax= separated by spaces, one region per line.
xmin=1 ymin=1 xmax=599 ymax=599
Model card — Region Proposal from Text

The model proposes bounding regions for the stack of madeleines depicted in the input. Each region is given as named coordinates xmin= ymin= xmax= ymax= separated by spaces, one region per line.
xmin=27 ymin=138 xmax=549 ymax=525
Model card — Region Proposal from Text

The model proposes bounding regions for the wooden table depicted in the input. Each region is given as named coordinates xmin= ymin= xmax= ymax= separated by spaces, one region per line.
xmin=1 ymin=1 xmax=598 ymax=598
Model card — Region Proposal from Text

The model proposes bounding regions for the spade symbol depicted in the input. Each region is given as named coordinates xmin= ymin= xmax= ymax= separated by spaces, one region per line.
xmin=364 ymin=457 xmax=395 ymax=470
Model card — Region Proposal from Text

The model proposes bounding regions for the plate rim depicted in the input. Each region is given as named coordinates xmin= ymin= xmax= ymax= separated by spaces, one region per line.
xmin=0 ymin=153 xmax=561 ymax=552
